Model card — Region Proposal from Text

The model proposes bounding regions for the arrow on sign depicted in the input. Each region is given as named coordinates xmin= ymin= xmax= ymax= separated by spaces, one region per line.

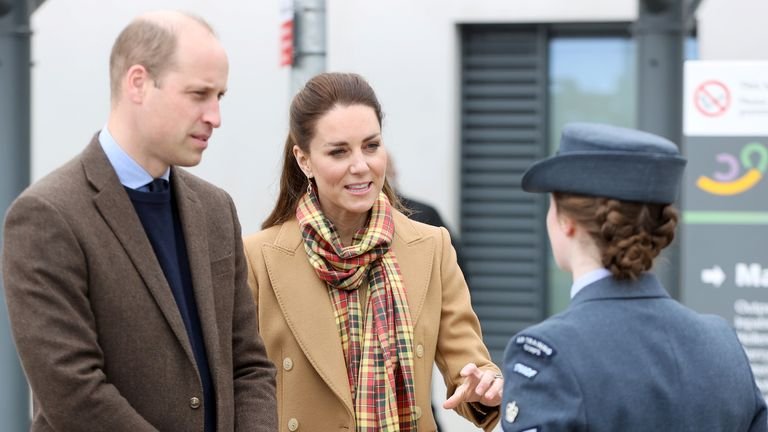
xmin=701 ymin=265 xmax=726 ymax=288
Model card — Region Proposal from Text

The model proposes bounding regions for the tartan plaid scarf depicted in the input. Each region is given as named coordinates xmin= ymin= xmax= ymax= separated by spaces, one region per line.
xmin=296 ymin=191 xmax=417 ymax=432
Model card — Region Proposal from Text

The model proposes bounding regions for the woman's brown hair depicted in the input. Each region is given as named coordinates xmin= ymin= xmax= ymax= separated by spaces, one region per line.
xmin=553 ymin=192 xmax=679 ymax=280
xmin=262 ymin=72 xmax=401 ymax=229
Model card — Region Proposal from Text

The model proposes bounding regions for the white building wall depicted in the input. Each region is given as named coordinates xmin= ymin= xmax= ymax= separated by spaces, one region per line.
xmin=698 ymin=0 xmax=768 ymax=60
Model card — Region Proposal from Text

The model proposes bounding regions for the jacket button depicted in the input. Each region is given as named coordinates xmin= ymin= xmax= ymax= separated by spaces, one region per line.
xmin=189 ymin=397 xmax=201 ymax=409
xmin=414 ymin=406 xmax=422 ymax=420
xmin=283 ymin=357 xmax=294 ymax=371
xmin=287 ymin=418 xmax=299 ymax=431
xmin=415 ymin=344 xmax=424 ymax=358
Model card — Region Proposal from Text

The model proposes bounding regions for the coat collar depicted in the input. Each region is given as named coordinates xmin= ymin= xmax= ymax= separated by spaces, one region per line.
xmin=570 ymin=273 xmax=670 ymax=307
xmin=81 ymin=136 xmax=216 ymax=373
xmin=261 ymin=210 xmax=434 ymax=414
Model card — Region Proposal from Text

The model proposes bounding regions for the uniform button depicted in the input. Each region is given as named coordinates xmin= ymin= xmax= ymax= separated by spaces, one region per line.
xmin=415 ymin=344 xmax=424 ymax=358
xmin=287 ymin=418 xmax=299 ymax=431
xmin=189 ymin=397 xmax=201 ymax=409
xmin=413 ymin=406 xmax=422 ymax=420
xmin=283 ymin=357 xmax=294 ymax=371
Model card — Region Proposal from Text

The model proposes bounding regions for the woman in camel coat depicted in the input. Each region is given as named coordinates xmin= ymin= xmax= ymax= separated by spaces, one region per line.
xmin=244 ymin=72 xmax=501 ymax=432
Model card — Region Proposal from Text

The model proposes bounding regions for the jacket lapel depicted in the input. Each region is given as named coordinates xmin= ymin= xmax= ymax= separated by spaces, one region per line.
xmin=173 ymin=169 xmax=222 ymax=382
xmin=391 ymin=211 xmax=434 ymax=326
xmin=262 ymin=221 xmax=353 ymax=412
xmin=82 ymin=138 xmax=196 ymax=366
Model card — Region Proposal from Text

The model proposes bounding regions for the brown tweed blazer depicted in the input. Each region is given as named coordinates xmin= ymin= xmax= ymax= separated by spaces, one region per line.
xmin=2 ymin=137 xmax=276 ymax=431
xmin=243 ymin=212 xmax=501 ymax=432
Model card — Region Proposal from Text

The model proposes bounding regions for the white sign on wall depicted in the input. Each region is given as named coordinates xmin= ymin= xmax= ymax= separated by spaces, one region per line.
xmin=685 ymin=61 xmax=768 ymax=137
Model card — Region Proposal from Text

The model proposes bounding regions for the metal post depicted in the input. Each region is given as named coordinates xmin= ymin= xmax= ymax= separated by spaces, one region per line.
xmin=290 ymin=0 xmax=326 ymax=94
xmin=635 ymin=0 xmax=686 ymax=299
xmin=0 ymin=0 xmax=31 ymax=430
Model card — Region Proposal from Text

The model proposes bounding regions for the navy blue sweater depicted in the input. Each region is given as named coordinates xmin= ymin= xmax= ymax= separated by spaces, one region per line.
xmin=126 ymin=186 xmax=216 ymax=432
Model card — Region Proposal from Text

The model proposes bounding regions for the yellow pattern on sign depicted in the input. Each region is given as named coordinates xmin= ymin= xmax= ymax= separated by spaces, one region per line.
xmin=697 ymin=168 xmax=763 ymax=196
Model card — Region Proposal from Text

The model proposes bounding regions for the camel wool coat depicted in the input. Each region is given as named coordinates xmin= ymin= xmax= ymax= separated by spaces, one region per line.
xmin=244 ymin=211 xmax=501 ymax=432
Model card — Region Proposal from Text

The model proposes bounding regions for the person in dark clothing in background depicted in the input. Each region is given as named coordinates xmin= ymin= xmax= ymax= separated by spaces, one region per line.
xmin=388 ymin=155 xmax=469 ymax=275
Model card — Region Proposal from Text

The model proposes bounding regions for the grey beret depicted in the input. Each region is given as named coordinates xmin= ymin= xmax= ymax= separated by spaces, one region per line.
xmin=521 ymin=123 xmax=687 ymax=204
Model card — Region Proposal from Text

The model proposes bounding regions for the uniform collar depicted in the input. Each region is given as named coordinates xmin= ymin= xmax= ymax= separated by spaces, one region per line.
xmin=570 ymin=268 xmax=612 ymax=299
xmin=571 ymin=272 xmax=671 ymax=306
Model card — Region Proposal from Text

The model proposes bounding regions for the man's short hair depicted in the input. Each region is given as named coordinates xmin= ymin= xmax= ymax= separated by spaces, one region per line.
xmin=108 ymin=12 xmax=214 ymax=100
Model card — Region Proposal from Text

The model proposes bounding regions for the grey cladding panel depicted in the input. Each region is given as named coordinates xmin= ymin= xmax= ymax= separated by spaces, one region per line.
xmin=460 ymin=25 xmax=549 ymax=364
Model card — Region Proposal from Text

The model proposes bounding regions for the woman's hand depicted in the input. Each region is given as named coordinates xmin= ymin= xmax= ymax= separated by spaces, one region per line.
xmin=443 ymin=362 xmax=503 ymax=409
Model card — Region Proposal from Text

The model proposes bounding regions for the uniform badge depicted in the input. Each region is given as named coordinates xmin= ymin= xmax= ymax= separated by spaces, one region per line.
xmin=505 ymin=401 xmax=519 ymax=423
xmin=514 ymin=335 xmax=556 ymax=358
xmin=513 ymin=362 xmax=538 ymax=379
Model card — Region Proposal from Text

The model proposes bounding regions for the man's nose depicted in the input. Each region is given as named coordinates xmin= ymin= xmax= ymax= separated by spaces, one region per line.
xmin=203 ymin=100 xmax=222 ymax=128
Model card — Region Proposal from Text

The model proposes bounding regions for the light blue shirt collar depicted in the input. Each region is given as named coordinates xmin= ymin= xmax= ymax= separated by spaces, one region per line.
xmin=98 ymin=127 xmax=170 ymax=190
xmin=570 ymin=268 xmax=612 ymax=299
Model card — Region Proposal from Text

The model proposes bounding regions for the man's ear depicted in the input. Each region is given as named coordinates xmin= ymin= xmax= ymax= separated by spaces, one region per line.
xmin=292 ymin=145 xmax=312 ymax=177
xmin=124 ymin=64 xmax=150 ymax=104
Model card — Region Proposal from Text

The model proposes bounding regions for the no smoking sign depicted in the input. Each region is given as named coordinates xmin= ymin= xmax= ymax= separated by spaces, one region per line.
xmin=694 ymin=80 xmax=731 ymax=117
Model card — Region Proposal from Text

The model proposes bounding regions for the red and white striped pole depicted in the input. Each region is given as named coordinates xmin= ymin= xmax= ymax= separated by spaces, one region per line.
xmin=280 ymin=0 xmax=294 ymax=67
xmin=279 ymin=0 xmax=294 ymax=67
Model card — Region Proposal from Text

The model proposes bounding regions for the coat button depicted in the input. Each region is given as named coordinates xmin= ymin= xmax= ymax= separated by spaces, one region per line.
xmin=189 ymin=397 xmax=201 ymax=409
xmin=283 ymin=357 xmax=294 ymax=371
xmin=287 ymin=418 xmax=299 ymax=431
xmin=415 ymin=344 xmax=424 ymax=358
xmin=414 ymin=406 xmax=422 ymax=420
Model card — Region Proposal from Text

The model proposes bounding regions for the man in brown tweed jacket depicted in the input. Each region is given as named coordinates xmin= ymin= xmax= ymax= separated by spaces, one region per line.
xmin=2 ymin=11 xmax=276 ymax=431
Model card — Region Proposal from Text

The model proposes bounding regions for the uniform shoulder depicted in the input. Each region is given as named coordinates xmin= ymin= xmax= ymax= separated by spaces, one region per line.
xmin=687 ymin=307 xmax=742 ymax=341
xmin=506 ymin=311 xmax=584 ymax=359
xmin=665 ymin=299 xmax=736 ymax=333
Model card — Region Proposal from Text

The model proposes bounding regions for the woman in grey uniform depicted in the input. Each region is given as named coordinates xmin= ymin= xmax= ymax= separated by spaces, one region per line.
xmin=501 ymin=122 xmax=767 ymax=432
